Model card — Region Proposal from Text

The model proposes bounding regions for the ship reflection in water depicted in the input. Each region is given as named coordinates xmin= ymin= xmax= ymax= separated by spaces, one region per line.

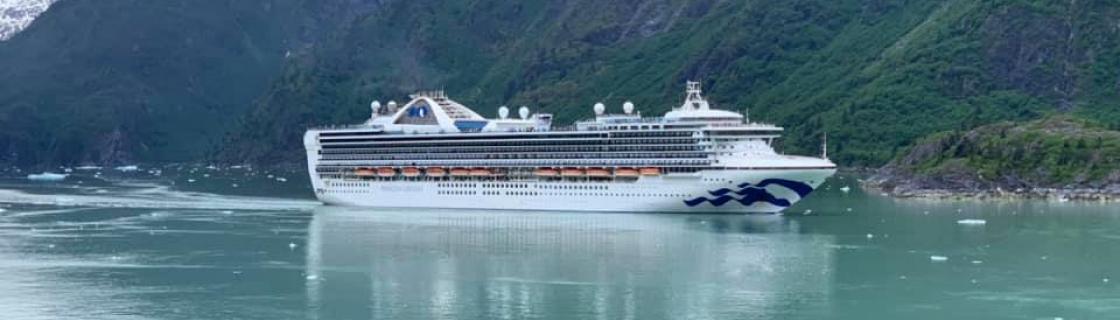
xmin=303 ymin=207 xmax=836 ymax=319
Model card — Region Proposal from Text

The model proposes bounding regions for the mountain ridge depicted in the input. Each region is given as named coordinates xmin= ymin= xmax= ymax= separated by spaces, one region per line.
xmin=0 ymin=0 xmax=1117 ymax=169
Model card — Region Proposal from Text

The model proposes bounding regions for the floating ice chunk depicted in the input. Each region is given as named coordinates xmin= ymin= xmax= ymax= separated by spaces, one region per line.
xmin=275 ymin=177 xmax=287 ymax=182
xmin=75 ymin=165 xmax=102 ymax=170
xmin=187 ymin=179 xmax=196 ymax=183
xmin=971 ymin=260 xmax=983 ymax=264
xmin=957 ymin=219 xmax=987 ymax=225
xmin=115 ymin=165 xmax=139 ymax=172
xmin=63 ymin=168 xmax=73 ymax=173
xmin=0 ymin=208 xmax=6 ymax=213
xmin=221 ymin=210 xmax=234 ymax=215
xmin=840 ymin=186 xmax=851 ymax=193
xmin=289 ymin=242 xmax=297 ymax=250
xmin=866 ymin=233 xmax=874 ymax=239
xmin=803 ymin=209 xmax=813 ymax=215
xmin=930 ymin=255 xmax=948 ymax=262
xmin=28 ymin=172 xmax=67 ymax=181
xmin=846 ymin=208 xmax=853 ymax=212
xmin=1103 ymin=278 xmax=1109 ymax=283
xmin=305 ymin=274 xmax=318 ymax=280
xmin=231 ymin=183 xmax=239 ymax=188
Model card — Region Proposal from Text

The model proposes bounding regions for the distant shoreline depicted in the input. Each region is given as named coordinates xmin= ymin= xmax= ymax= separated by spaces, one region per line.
xmin=860 ymin=177 xmax=1120 ymax=202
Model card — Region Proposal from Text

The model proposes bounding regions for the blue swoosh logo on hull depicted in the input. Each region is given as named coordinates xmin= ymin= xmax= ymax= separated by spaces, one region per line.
xmin=686 ymin=178 xmax=813 ymax=208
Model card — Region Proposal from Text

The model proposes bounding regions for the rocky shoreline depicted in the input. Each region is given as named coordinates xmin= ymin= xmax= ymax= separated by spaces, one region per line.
xmin=862 ymin=172 xmax=1120 ymax=202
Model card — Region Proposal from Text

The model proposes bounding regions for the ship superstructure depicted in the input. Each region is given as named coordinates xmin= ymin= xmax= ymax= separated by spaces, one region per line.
xmin=304 ymin=81 xmax=835 ymax=213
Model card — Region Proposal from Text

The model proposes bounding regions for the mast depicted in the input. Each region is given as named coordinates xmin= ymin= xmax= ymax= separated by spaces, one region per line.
xmin=821 ymin=132 xmax=829 ymax=159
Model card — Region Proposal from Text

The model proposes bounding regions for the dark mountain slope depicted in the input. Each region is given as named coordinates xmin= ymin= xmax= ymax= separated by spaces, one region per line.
xmin=0 ymin=0 xmax=304 ymax=165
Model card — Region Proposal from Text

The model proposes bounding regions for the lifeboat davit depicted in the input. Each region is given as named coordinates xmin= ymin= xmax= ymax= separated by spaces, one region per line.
xmin=615 ymin=167 xmax=638 ymax=177
xmin=561 ymin=168 xmax=585 ymax=177
xmin=469 ymin=168 xmax=492 ymax=176
xmin=450 ymin=168 xmax=471 ymax=177
xmin=639 ymin=167 xmax=661 ymax=176
xmin=402 ymin=167 xmax=421 ymax=177
xmin=586 ymin=167 xmax=610 ymax=177
xmin=426 ymin=167 xmax=447 ymax=177
xmin=355 ymin=167 xmax=376 ymax=177
xmin=534 ymin=168 xmax=559 ymax=176
xmin=376 ymin=167 xmax=396 ymax=177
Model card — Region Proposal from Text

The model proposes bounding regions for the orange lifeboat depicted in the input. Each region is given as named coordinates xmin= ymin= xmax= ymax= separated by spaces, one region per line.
xmin=615 ymin=167 xmax=638 ymax=177
xmin=402 ymin=167 xmax=421 ymax=177
xmin=425 ymin=167 xmax=447 ymax=177
xmin=561 ymin=168 xmax=585 ymax=177
xmin=639 ymin=167 xmax=661 ymax=176
xmin=534 ymin=168 xmax=559 ymax=177
xmin=376 ymin=167 xmax=396 ymax=177
xmin=355 ymin=167 xmax=376 ymax=177
xmin=469 ymin=168 xmax=492 ymax=176
xmin=450 ymin=168 xmax=471 ymax=177
xmin=586 ymin=167 xmax=610 ymax=177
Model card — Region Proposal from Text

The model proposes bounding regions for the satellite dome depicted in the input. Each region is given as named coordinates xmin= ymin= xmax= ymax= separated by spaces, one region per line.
xmin=370 ymin=100 xmax=381 ymax=114
xmin=498 ymin=106 xmax=510 ymax=119
xmin=593 ymin=102 xmax=605 ymax=115
xmin=623 ymin=101 xmax=635 ymax=114
xmin=387 ymin=101 xmax=398 ymax=112
xmin=518 ymin=106 xmax=530 ymax=119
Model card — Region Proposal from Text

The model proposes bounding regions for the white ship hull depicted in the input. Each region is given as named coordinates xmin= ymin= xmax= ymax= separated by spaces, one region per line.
xmin=310 ymin=168 xmax=834 ymax=213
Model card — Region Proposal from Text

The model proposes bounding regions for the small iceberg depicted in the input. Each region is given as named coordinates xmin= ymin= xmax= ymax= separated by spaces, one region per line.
xmin=930 ymin=255 xmax=949 ymax=262
xmin=115 ymin=165 xmax=139 ymax=172
xmin=27 ymin=172 xmax=68 ymax=181
xmin=957 ymin=219 xmax=987 ymax=225
xmin=839 ymin=186 xmax=851 ymax=193
xmin=75 ymin=165 xmax=102 ymax=170
xmin=275 ymin=177 xmax=288 ymax=182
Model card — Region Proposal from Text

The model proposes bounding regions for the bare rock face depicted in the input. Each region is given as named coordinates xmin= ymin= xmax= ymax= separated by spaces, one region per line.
xmin=0 ymin=0 xmax=57 ymax=40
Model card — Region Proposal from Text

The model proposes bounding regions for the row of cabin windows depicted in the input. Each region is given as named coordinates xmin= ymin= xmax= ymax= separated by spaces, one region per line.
xmin=320 ymin=138 xmax=699 ymax=149
xmin=321 ymin=153 xmax=708 ymax=161
xmin=317 ymin=159 xmax=711 ymax=167
xmin=320 ymin=145 xmax=702 ymax=154
xmin=316 ymin=166 xmax=709 ymax=174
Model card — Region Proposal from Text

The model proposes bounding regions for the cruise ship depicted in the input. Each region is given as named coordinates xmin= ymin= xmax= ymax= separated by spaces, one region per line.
xmin=303 ymin=81 xmax=836 ymax=213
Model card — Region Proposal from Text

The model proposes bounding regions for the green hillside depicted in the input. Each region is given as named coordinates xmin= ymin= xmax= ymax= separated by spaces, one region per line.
xmin=874 ymin=115 xmax=1120 ymax=191
xmin=221 ymin=0 xmax=1120 ymax=166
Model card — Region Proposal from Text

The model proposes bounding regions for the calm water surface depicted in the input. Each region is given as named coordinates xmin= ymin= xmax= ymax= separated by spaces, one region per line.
xmin=0 ymin=169 xmax=1118 ymax=319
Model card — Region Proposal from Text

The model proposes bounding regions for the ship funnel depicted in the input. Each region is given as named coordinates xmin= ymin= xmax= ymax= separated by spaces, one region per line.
xmin=593 ymin=102 xmax=605 ymax=115
xmin=623 ymin=101 xmax=634 ymax=114
xmin=518 ymin=106 xmax=530 ymax=119
xmin=498 ymin=106 xmax=509 ymax=119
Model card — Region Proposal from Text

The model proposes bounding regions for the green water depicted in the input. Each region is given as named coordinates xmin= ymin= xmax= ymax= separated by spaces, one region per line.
xmin=0 ymin=171 xmax=1117 ymax=319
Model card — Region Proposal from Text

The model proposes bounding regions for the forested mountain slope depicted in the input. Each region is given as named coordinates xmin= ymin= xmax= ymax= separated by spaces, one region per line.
xmin=222 ymin=0 xmax=1120 ymax=166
